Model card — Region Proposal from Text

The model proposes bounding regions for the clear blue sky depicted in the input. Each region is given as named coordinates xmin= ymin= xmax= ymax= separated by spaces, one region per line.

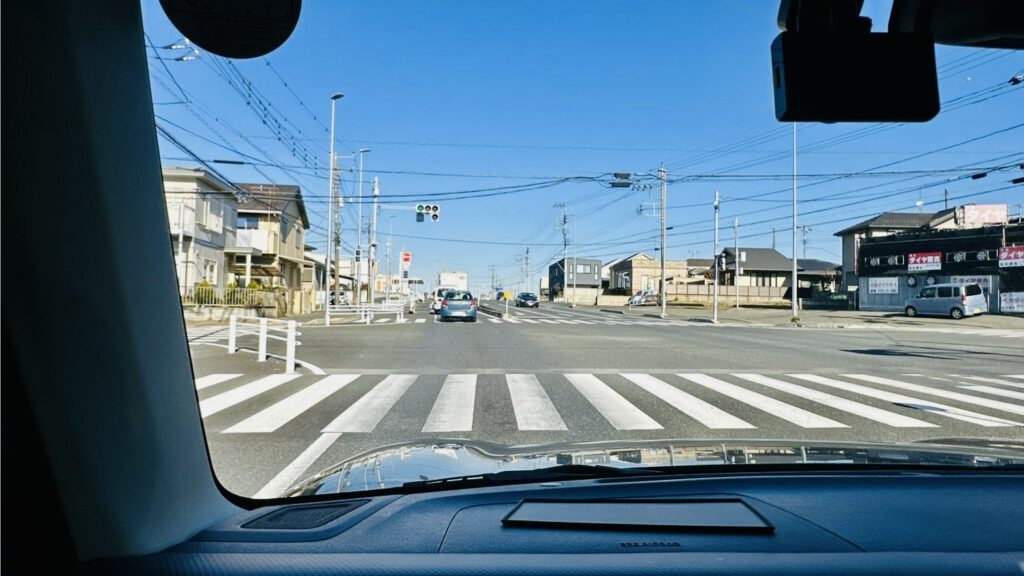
xmin=142 ymin=1 xmax=1023 ymax=293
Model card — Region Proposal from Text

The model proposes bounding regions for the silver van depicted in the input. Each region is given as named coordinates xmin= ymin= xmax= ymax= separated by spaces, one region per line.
xmin=905 ymin=282 xmax=987 ymax=319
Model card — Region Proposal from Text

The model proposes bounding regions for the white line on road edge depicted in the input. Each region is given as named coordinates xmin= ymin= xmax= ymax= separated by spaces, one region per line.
xmin=621 ymin=373 xmax=755 ymax=429
xmin=415 ymin=318 xmax=426 ymax=323
xmin=734 ymin=374 xmax=934 ymax=428
xmin=959 ymin=385 xmax=1024 ymax=401
xmin=793 ymin=374 xmax=1022 ymax=427
xmin=506 ymin=374 xmax=567 ymax=431
xmin=565 ymin=374 xmax=662 ymax=430
xmin=322 ymin=374 xmax=417 ymax=432
xmin=253 ymin=432 xmax=341 ymax=499
xmin=199 ymin=374 xmax=302 ymax=418
xmin=677 ymin=373 xmax=847 ymax=429
xmin=422 ymin=374 xmax=477 ymax=432
xmin=194 ymin=373 xmax=242 ymax=390
xmin=224 ymin=375 xmax=360 ymax=433
xmin=842 ymin=374 xmax=1024 ymax=417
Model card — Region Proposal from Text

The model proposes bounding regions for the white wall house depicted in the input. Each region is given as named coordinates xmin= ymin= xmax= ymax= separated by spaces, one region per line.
xmin=163 ymin=167 xmax=239 ymax=290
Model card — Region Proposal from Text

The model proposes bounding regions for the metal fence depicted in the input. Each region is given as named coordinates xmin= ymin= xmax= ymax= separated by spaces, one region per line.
xmin=180 ymin=285 xmax=277 ymax=308
xmin=228 ymin=316 xmax=301 ymax=373
xmin=326 ymin=299 xmax=409 ymax=325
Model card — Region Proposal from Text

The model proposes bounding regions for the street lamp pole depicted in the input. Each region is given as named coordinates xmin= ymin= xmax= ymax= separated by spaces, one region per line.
xmin=659 ymin=164 xmax=667 ymax=318
xmin=325 ymin=92 xmax=343 ymax=325
xmin=791 ymin=122 xmax=799 ymax=319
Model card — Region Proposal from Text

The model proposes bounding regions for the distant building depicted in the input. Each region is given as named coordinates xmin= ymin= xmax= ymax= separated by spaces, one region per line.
xmin=548 ymin=257 xmax=601 ymax=297
xmin=162 ymin=167 xmax=240 ymax=290
xmin=719 ymin=247 xmax=796 ymax=288
xmin=234 ymin=183 xmax=310 ymax=289
xmin=608 ymin=252 xmax=692 ymax=291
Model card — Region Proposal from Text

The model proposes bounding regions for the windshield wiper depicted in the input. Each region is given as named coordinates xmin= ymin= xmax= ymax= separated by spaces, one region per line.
xmin=402 ymin=464 xmax=664 ymax=490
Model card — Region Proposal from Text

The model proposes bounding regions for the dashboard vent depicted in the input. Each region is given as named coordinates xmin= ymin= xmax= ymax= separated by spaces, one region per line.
xmin=242 ymin=500 xmax=369 ymax=530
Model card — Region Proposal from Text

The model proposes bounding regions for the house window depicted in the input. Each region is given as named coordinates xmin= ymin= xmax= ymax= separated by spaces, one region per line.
xmin=203 ymin=259 xmax=218 ymax=285
xmin=237 ymin=215 xmax=260 ymax=229
xmin=576 ymin=264 xmax=591 ymax=274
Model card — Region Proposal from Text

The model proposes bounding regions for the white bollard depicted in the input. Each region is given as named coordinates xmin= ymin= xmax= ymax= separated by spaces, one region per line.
xmin=285 ymin=321 xmax=297 ymax=374
xmin=258 ymin=318 xmax=268 ymax=362
xmin=228 ymin=315 xmax=237 ymax=354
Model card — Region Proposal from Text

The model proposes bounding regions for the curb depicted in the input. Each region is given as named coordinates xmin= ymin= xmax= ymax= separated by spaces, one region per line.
xmin=599 ymin=308 xmax=626 ymax=315
xmin=478 ymin=305 xmax=506 ymax=319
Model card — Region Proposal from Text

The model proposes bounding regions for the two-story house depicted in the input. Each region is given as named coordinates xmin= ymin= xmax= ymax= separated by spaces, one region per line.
xmin=163 ymin=167 xmax=239 ymax=291
xmin=234 ymin=183 xmax=310 ymax=289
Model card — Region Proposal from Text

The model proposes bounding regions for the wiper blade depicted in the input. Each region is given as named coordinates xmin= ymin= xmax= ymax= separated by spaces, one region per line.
xmin=402 ymin=464 xmax=663 ymax=489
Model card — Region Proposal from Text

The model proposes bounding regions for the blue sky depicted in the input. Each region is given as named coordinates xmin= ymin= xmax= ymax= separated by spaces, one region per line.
xmin=142 ymin=1 xmax=1023 ymax=293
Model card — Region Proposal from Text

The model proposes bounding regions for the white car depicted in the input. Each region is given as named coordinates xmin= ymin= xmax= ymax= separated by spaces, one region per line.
xmin=628 ymin=290 xmax=660 ymax=306
xmin=429 ymin=287 xmax=455 ymax=313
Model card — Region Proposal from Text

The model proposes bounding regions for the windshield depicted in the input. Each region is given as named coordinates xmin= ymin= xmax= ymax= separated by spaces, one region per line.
xmin=142 ymin=1 xmax=1024 ymax=499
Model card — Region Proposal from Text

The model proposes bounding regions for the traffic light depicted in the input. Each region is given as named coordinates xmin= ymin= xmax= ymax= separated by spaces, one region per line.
xmin=415 ymin=203 xmax=440 ymax=222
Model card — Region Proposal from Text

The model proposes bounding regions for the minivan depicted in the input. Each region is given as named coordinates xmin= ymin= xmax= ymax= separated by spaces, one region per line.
xmin=905 ymin=282 xmax=987 ymax=319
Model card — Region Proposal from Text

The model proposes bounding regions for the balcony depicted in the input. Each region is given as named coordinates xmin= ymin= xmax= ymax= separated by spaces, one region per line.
xmin=236 ymin=229 xmax=275 ymax=254
xmin=167 ymin=203 xmax=196 ymax=236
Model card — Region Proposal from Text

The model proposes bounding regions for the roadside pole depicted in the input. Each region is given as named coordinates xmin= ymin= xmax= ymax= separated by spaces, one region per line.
xmin=659 ymin=164 xmax=667 ymax=318
xmin=712 ymin=191 xmax=719 ymax=323
xmin=571 ymin=214 xmax=577 ymax=308
xmin=791 ymin=123 xmax=799 ymax=320
xmin=734 ymin=217 xmax=740 ymax=309
xmin=369 ymin=177 xmax=379 ymax=305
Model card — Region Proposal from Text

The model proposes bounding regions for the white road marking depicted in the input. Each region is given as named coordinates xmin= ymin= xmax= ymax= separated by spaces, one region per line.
xmin=622 ymin=373 xmax=754 ymax=429
xmin=199 ymin=374 xmax=301 ymax=418
xmin=415 ymin=318 xmax=426 ymax=323
xmin=487 ymin=318 xmax=502 ymax=323
xmin=195 ymin=373 xmax=242 ymax=390
xmin=521 ymin=318 xmax=540 ymax=324
xmin=792 ymin=374 xmax=1022 ymax=427
xmin=677 ymin=373 xmax=847 ymax=429
xmin=565 ymin=374 xmax=662 ymax=430
xmin=253 ymin=432 xmax=341 ymax=499
xmin=1004 ymin=375 xmax=1024 ymax=380
xmin=224 ymin=375 xmax=360 ymax=433
xmin=955 ymin=375 xmax=1024 ymax=390
xmin=506 ymin=374 xmax=567 ymax=431
xmin=395 ymin=318 xmax=409 ymax=324
xmin=734 ymin=374 xmax=934 ymax=428
xmin=843 ymin=374 xmax=1024 ymax=417
xmin=505 ymin=318 xmax=522 ymax=324
xmin=374 ymin=318 xmax=390 ymax=324
xmin=322 ymin=374 xmax=417 ymax=432
xmin=537 ymin=319 xmax=559 ymax=324
xmin=959 ymin=385 xmax=1024 ymax=401
xmin=422 ymin=374 xmax=477 ymax=432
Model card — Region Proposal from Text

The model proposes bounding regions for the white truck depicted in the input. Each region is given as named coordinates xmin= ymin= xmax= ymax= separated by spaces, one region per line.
xmin=430 ymin=271 xmax=469 ymax=313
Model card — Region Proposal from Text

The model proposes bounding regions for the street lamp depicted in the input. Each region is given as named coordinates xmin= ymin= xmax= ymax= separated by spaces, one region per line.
xmin=324 ymin=92 xmax=343 ymax=325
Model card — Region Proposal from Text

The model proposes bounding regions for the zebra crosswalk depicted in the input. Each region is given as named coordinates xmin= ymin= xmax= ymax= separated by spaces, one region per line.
xmin=195 ymin=371 xmax=1024 ymax=436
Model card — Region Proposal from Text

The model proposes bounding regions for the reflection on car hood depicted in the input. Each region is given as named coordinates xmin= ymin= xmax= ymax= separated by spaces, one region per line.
xmin=282 ymin=437 xmax=1024 ymax=497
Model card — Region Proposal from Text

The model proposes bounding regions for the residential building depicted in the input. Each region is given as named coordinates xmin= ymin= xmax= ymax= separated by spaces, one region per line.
xmin=600 ymin=256 xmax=627 ymax=289
xmin=608 ymin=252 xmax=691 ymax=291
xmin=719 ymin=247 xmax=795 ymax=288
xmin=548 ymin=257 xmax=601 ymax=296
xmin=796 ymin=259 xmax=841 ymax=292
xmin=162 ymin=167 xmax=239 ymax=290
xmin=234 ymin=183 xmax=310 ymax=289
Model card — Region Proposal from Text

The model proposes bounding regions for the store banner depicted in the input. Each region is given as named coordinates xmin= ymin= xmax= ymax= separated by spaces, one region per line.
xmin=950 ymin=275 xmax=992 ymax=290
xmin=868 ymin=277 xmax=898 ymax=294
xmin=998 ymin=246 xmax=1024 ymax=268
xmin=1000 ymin=292 xmax=1024 ymax=313
xmin=908 ymin=252 xmax=941 ymax=272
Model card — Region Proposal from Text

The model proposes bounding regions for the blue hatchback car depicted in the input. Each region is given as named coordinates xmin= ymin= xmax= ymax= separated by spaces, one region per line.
xmin=439 ymin=290 xmax=478 ymax=322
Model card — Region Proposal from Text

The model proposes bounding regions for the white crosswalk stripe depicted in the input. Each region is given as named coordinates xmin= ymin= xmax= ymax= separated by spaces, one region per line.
xmin=198 ymin=371 xmax=1024 ymax=438
xmin=224 ymin=375 xmax=359 ymax=433
xmin=622 ymin=373 xmax=755 ymax=429
xmin=1005 ymin=375 xmax=1024 ymax=380
xmin=520 ymin=318 xmax=540 ymax=324
xmin=792 ymin=374 xmax=1023 ymax=427
xmin=953 ymin=375 xmax=1024 ymax=390
xmin=415 ymin=318 xmax=426 ymax=323
xmin=507 ymin=374 xmax=567 ymax=430
xmin=199 ymin=374 xmax=302 ymax=418
xmin=959 ymin=385 xmax=1024 ymax=401
xmin=677 ymin=373 xmax=847 ymax=429
xmin=734 ymin=373 xmax=934 ymax=428
xmin=322 ymin=374 xmax=417 ymax=433
xmin=565 ymin=374 xmax=662 ymax=430
xmin=422 ymin=375 xmax=477 ymax=432
xmin=843 ymin=374 xmax=1024 ymax=418
xmin=195 ymin=373 xmax=242 ymax=390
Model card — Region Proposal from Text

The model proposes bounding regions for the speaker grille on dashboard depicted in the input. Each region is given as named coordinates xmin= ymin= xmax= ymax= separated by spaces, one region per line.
xmin=242 ymin=500 xmax=369 ymax=530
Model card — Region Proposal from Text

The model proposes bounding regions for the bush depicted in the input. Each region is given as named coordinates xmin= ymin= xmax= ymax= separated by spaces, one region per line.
xmin=193 ymin=281 xmax=219 ymax=305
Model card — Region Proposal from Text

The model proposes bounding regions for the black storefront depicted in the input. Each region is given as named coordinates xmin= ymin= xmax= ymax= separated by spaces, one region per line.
xmin=856 ymin=224 xmax=1024 ymax=314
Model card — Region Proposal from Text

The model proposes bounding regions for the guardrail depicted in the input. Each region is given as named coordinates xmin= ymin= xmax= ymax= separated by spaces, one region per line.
xmin=228 ymin=316 xmax=301 ymax=373
xmin=326 ymin=299 xmax=408 ymax=325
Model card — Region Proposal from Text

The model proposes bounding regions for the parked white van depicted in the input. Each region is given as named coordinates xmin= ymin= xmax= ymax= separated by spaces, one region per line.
xmin=905 ymin=283 xmax=987 ymax=319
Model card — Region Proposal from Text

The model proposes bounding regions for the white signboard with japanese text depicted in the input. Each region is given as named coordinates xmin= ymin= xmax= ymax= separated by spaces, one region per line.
xmin=908 ymin=252 xmax=942 ymax=272
xmin=961 ymin=204 xmax=1008 ymax=227
xmin=999 ymin=246 xmax=1024 ymax=268
xmin=868 ymin=277 xmax=898 ymax=294
xmin=1000 ymin=292 xmax=1024 ymax=313
xmin=949 ymin=275 xmax=992 ymax=291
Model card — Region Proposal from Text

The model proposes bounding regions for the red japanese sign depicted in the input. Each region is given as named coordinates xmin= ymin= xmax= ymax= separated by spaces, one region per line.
xmin=401 ymin=251 xmax=412 ymax=263
xmin=907 ymin=251 xmax=941 ymax=272
xmin=999 ymin=246 xmax=1024 ymax=268
xmin=961 ymin=204 xmax=1007 ymax=227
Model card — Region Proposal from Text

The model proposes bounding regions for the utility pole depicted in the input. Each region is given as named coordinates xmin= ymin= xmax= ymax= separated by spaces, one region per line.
xmin=355 ymin=148 xmax=370 ymax=303
xmin=572 ymin=214 xmax=577 ymax=308
xmin=560 ymin=204 xmax=568 ymax=302
xmin=525 ymin=246 xmax=530 ymax=294
xmin=713 ymin=191 xmax=720 ymax=323
xmin=369 ymin=176 xmax=379 ymax=304
xmin=771 ymin=226 xmax=776 ymax=251
xmin=659 ymin=164 xmax=667 ymax=318
xmin=734 ymin=217 xmax=740 ymax=309
xmin=791 ymin=122 xmax=799 ymax=320
xmin=801 ymin=225 xmax=811 ymax=260
xmin=325 ymin=92 xmax=343 ymax=323
xmin=386 ymin=216 xmax=393 ymax=303
xmin=944 ymin=189 xmax=949 ymax=210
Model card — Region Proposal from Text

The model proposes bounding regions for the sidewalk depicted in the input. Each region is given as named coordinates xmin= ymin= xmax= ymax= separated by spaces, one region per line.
xmin=589 ymin=303 xmax=1024 ymax=330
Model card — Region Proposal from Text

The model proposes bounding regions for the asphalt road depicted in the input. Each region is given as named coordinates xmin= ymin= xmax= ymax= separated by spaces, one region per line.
xmin=188 ymin=304 xmax=1024 ymax=497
